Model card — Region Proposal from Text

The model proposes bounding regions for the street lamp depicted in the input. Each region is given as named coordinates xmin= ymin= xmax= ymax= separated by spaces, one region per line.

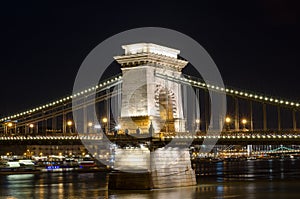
xmin=241 ymin=119 xmax=247 ymax=130
xmin=102 ymin=117 xmax=108 ymax=134
xmin=67 ymin=120 xmax=73 ymax=134
xmin=225 ymin=117 xmax=231 ymax=131
xmin=88 ymin=122 xmax=93 ymax=134
xmin=195 ymin=119 xmax=200 ymax=132
xmin=29 ymin=124 xmax=34 ymax=135
xmin=6 ymin=122 xmax=13 ymax=135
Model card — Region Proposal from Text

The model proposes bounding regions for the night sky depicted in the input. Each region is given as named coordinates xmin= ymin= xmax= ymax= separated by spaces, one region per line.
xmin=0 ymin=1 xmax=299 ymax=117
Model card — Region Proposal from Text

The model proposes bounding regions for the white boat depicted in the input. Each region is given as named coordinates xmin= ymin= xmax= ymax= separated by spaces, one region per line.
xmin=6 ymin=161 xmax=21 ymax=168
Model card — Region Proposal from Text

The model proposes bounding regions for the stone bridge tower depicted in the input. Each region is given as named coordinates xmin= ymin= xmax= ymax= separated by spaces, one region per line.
xmin=114 ymin=43 xmax=188 ymax=135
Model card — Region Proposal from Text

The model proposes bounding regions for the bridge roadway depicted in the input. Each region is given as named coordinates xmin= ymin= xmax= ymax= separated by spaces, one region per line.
xmin=1 ymin=132 xmax=300 ymax=146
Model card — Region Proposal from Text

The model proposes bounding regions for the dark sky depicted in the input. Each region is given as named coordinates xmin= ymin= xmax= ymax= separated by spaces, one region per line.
xmin=0 ymin=1 xmax=299 ymax=117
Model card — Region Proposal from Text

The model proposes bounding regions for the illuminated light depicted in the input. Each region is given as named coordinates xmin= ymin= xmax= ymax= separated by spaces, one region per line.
xmin=291 ymin=102 xmax=294 ymax=106
xmin=239 ymin=92 xmax=243 ymax=95
xmin=220 ymin=88 xmax=224 ymax=91
xmin=259 ymin=96 xmax=263 ymax=100
xmin=270 ymin=98 xmax=274 ymax=102
xmin=211 ymin=85 xmax=215 ymax=89
xmin=88 ymin=88 xmax=91 ymax=92
xmin=241 ymin=119 xmax=247 ymax=124
xmin=296 ymin=103 xmax=299 ymax=107
xmin=80 ymin=91 xmax=84 ymax=94
xmin=216 ymin=86 xmax=219 ymax=90
xmin=29 ymin=124 xmax=34 ymax=128
xmin=234 ymin=91 xmax=239 ymax=94
xmin=244 ymin=93 xmax=248 ymax=96
xmin=207 ymin=84 xmax=210 ymax=88
xmin=274 ymin=99 xmax=278 ymax=103
xmin=67 ymin=121 xmax=73 ymax=126
xmin=88 ymin=122 xmax=93 ymax=127
xmin=225 ymin=88 xmax=229 ymax=92
xmin=230 ymin=90 xmax=234 ymax=93
xmin=59 ymin=99 xmax=62 ymax=103
xmin=84 ymin=90 xmax=88 ymax=93
xmin=103 ymin=82 xmax=106 ymax=85
xmin=7 ymin=122 xmax=13 ymax=127
xmin=249 ymin=94 xmax=253 ymax=97
xmin=285 ymin=101 xmax=289 ymax=105
xmin=254 ymin=95 xmax=258 ymax=98
xmin=102 ymin=118 xmax=108 ymax=123
xmin=280 ymin=100 xmax=284 ymax=104
xmin=264 ymin=97 xmax=268 ymax=101
xmin=225 ymin=117 xmax=231 ymax=123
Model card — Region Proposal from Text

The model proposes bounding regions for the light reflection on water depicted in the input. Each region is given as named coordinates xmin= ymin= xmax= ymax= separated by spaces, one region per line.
xmin=1 ymin=160 xmax=300 ymax=198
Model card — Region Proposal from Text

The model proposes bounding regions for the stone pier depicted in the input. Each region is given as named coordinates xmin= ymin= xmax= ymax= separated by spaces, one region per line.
xmin=108 ymin=147 xmax=196 ymax=189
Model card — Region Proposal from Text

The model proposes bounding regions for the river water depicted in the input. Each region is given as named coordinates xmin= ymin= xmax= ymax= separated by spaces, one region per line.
xmin=1 ymin=159 xmax=300 ymax=199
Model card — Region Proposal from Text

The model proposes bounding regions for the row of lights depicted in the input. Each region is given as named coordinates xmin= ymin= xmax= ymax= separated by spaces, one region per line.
xmin=0 ymin=76 xmax=122 ymax=122
xmin=4 ymin=120 xmax=103 ymax=128
xmin=163 ymin=135 xmax=300 ymax=139
xmin=1 ymin=134 xmax=300 ymax=140
xmin=160 ymin=73 xmax=300 ymax=108
xmin=5 ymin=122 xmax=34 ymax=128
xmin=4 ymin=133 xmax=298 ymax=141
xmin=225 ymin=117 xmax=247 ymax=124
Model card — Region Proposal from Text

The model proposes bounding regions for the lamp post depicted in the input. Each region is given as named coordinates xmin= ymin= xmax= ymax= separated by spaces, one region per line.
xmin=225 ymin=117 xmax=231 ymax=131
xmin=67 ymin=120 xmax=73 ymax=134
xmin=241 ymin=119 xmax=247 ymax=131
xmin=102 ymin=117 xmax=108 ymax=134
xmin=7 ymin=122 xmax=13 ymax=135
xmin=195 ymin=119 xmax=200 ymax=132
xmin=29 ymin=124 xmax=34 ymax=135
xmin=88 ymin=122 xmax=93 ymax=134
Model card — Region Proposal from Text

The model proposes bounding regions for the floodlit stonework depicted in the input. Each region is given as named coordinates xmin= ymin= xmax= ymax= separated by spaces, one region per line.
xmin=114 ymin=43 xmax=188 ymax=135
